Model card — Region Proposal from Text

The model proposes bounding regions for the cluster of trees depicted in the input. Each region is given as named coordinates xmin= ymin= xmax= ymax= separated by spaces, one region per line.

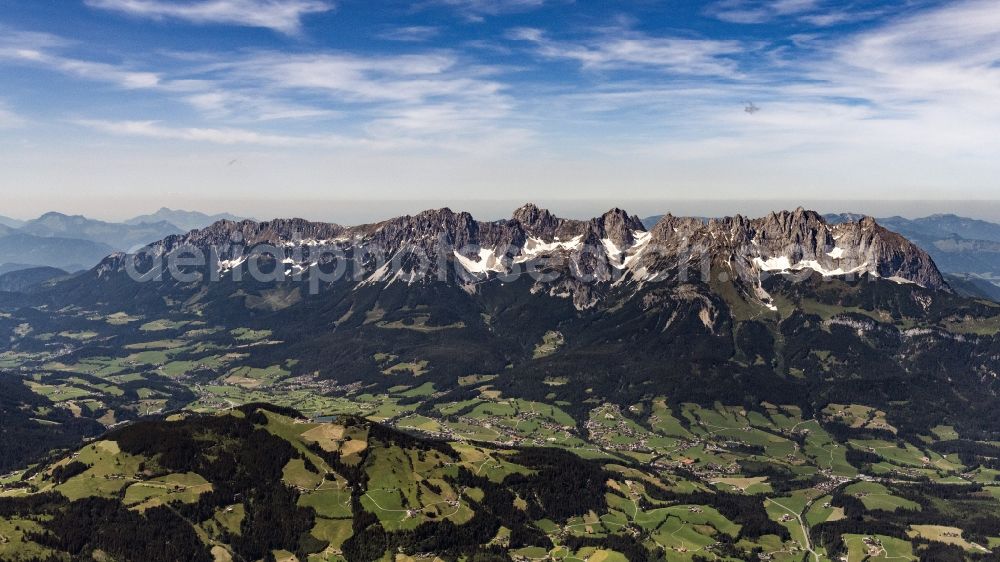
xmin=737 ymin=460 xmax=824 ymax=493
xmin=816 ymin=481 xmax=1000 ymax=560
xmin=233 ymin=484 xmax=317 ymax=561
xmin=49 ymin=460 xmax=90 ymax=484
xmin=111 ymin=410 xmax=325 ymax=560
xmin=339 ymin=435 xmax=618 ymax=560
xmin=931 ymin=440 xmax=1000 ymax=470
xmin=642 ymin=486 xmax=789 ymax=541
xmin=562 ymin=534 xmax=657 ymax=562
xmin=845 ymin=448 xmax=883 ymax=470
xmin=503 ymin=448 xmax=609 ymax=520
xmin=28 ymin=497 xmax=212 ymax=562
xmin=0 ymin=377 xmax=104 ymax=472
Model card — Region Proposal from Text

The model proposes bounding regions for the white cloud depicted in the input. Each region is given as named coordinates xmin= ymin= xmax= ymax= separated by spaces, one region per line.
xmin=226 ymin=52 xmax=504 ymax=104
xmin=73 ymin=118 xmax=363 ymax=147
xmin=604 ymin=0 xmax=1000 ymax=181
xmin=59 ymin=45 xmax=529 ymax=152
xmin=8 ymin=0 xmax=1000 ymax=198
xmin=0 ymin=21 xmax=527 ymax=152
xmin=10 ymin=49 xmax=161 ymax=89
xmin=0 ymin=30 xmax=162 ymax=89
xmin=182 ymin=90 xmax=337 ymax=121
xmin=377 ymin=26 xmax=441 ymax=42
xmin=508 ymin=28 xmax=746 ymax=77
xmin=85 ymin=0 xmax=333 ymax=35
xmin=798 ymin=9 xmax=884 ymax=27
xmin=492 ymin=0 xmax=1000 ymax=194
xmin=72 ymin=115 xmax=532 ymax=155
xmin=425 ymin=0 xmax=547 ymax=21
xmin=812 ymin=0 xmax=1000 ymax=115
xmin=706 ymin=0 xmax=881 ymax=26
xmin=0 ymin=27 xmax=68 ymax=50
xmin=707 ymin=0 xmax=818 ymax=24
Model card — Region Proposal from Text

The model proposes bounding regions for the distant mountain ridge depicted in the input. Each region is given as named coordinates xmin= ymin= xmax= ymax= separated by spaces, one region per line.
xmin=125 ymin=207 xmax=245 ymax=232
xmin=0 ymin=214 xmax=24 ymax=229
xmin=0 ymin=233 xmax=115 ymax=273
xmin=0 ymin=209 xmax=248 ymax=274
xmin=880 ymin=213 xmax=1000 ymax=242
xmin=944 ymin=273 xmax=1000 ymax=301
xmin=19 ymin=212 xmax=182 ymax=250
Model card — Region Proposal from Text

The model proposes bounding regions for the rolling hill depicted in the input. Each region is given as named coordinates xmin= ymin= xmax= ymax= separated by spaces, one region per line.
xmin=4 ymin=405 xmax=1000 ymax=562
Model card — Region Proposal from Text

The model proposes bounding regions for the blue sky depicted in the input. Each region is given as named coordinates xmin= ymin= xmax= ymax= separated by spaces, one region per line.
xmin=1 ymin=0 xmax=998 ymax=221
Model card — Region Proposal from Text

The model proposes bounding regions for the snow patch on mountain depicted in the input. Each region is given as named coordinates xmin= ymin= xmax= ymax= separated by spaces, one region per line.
xmin=454 ymin=248 xmax=506 ymax=274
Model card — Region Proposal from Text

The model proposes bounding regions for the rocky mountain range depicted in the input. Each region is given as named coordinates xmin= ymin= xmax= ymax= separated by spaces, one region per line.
xmin=95 ymin=205 xmax=947 ymax=311
xmin=1 ymin=206 xmax=996 ymax=300
xmin=828 ymin=213 xmax=1000 ymax=285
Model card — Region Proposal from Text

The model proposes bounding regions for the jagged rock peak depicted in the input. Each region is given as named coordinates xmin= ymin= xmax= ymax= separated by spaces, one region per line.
xmin=648 ymin=213 xmax=707 ymax=240
xmin=512 ymin=203 xmax=558 ymax=233
xmin=587 ymin=208 xmax=646 ymax=248
xmin=597 ymin=208 xmax=644 ymax=231
xmin=756 ymin=208 xmax=828 ymax=235
xmin=638 ymin=209 xmax=947 ymax=291
xmin=179 ymin=218 xmax=346 ymax=247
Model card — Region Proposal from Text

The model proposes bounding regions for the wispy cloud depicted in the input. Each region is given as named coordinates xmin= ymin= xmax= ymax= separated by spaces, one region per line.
xmin=798 ymin=9 xmax=885 ymax=27
xmin=73 ymin=118 xmax=363 ymax=147
xmin=706 ymin=0 xmax=882 ymax=26
xmin=377 ymin=25 xmax=441 ymax=42
xmin=508 ymin=27 xmax=746 ymax=76
xmin=84 ymin=0 xmax=333 ymax=35
xmin=424 ymin=0 xmax=548 ymax=22
xmin=14 ymin=33 xmax=528 ymax=152
xmin=224 ymin=52 xmax=504 ymax=103
xmin=7 ymin=0 xmax=1000 ymax=194
xmin=483 ymin=0 xmax=1000 ymax=182
xmin=707 ymin=0 xmax=819 ymax=24
xmin=618 ymin=0 xmax=1000 ymax=168
xmin=803 ymin=0 xmax=1000 ymax=110
xmin=72 ymin=114 xmax=531 ymax=154
xmin=181 ymin=90 xmax=337 ymax=121
xmin=195 ymin=51 xmax=529 ymax=150
xmin=5 ymin=48 xmax=162 ymax=89
xmin=0 ymin=27 xmax=163 ymax=89
xmin=0 ymin=19 xmax=530 ymax=155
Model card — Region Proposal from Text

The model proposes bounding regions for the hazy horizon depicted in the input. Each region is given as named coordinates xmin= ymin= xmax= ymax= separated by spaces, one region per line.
xmin=7 ymin=198 xmax=1000 ymax=225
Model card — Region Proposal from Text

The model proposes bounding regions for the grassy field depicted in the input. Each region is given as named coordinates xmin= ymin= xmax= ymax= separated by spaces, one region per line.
xmin=532 ymin=330 xmax=565 ymax=359
xmin=0 ymin=518 xmax=56 ymax=561
xmin=3 ymin=304 xmax=1000 ymax=562
xmin=843 ymin=534 xmax=916 ymax=561
xmin=844 ymin=482 xmax=921 ymax=512
xmin=907 ymin=525 xmax=990 ymax=552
